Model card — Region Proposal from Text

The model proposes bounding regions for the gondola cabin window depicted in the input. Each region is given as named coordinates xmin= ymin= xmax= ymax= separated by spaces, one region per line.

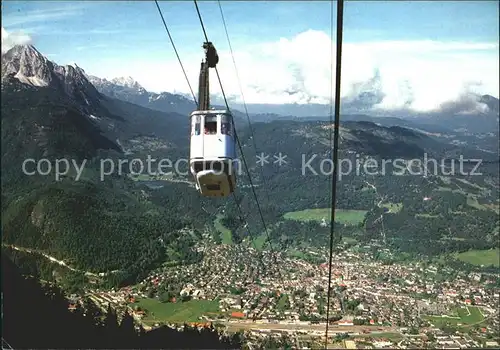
xmin=204 ymin=114 xmax=217 ymax=135
xmin=221 ymin=114 xmax=232 ymax=135
xmin=192 ymin=115 xmax=201 ymax=135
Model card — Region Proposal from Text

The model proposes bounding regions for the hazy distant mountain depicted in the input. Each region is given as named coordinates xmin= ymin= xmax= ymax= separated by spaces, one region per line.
xmin=87 ymin=71 xmax=499 ymax=135
xmin=87 ymin=75 xmax=196 ymax=116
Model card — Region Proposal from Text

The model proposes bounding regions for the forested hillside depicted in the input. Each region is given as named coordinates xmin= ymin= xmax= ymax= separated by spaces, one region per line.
xmin=1 ymin=68 xmax=210 ymax=287
xmin=222 ymin=120 xmax=499 ymax=260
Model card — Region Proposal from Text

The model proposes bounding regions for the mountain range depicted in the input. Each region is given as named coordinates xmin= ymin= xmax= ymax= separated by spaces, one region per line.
xmin=87 ymin=71 xmax=500 ymax=133
xmin=3 ymin=43 xmax=499 ymax=134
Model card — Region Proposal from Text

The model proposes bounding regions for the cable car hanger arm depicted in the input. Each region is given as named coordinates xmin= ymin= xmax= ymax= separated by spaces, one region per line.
xmin=198 ymin=42 xmax=219 ymax=111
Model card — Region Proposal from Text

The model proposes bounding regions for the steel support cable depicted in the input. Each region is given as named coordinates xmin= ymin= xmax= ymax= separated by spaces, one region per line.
xmin=328 ymin=0 xmax=335 ymax=202
xmin=154 ymin=0 xmax=198 ymax=106
xmin=216 ymin=1 xmax=272 ymax=196
xmin=153 ymin=0 xmax=276 ymax=281
xmin=232 ymin=128 xmax=284 ymax=281
xmin=325 ymin=0 xmax=344 ymax=348
xmin=231 ymin=193 xmax=267 ymax=273
xmin=217 ymin=0 xmax=278 ymax=256
xmin=154 ymin=0 xmax=224 ymax=244
xmin=2 ymin=338 xmax=13 ymax=350
xmin=193 ymin=0 xmax=284 ymax=283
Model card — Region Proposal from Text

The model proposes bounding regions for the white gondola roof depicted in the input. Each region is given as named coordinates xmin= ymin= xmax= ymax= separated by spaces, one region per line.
xmin=190 ymin=109 xmax=231 ymax=115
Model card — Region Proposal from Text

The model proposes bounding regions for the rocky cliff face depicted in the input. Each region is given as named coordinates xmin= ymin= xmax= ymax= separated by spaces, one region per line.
xmin=1 ymin=44 xmax=103 ymax=115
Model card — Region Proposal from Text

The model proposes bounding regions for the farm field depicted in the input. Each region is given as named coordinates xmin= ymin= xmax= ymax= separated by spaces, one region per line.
xmin=136 ymin=298 xmax=220 ymax=324
xmin=454 ymin=248 xmax=499 ymax=267
xmin=284 ymin=209 xmax=367 ymax=225
xmin=214 ymin=214 xmax=233 ymax=245
xmin=425 ymin=306 xmax=485 ymax=327
xmin=380 ymin=202 xmax=403 ymax=213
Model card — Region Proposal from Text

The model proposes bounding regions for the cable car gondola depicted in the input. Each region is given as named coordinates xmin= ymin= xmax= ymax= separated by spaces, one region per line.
xmin=189 ymin=42 xmax=237 ymax=197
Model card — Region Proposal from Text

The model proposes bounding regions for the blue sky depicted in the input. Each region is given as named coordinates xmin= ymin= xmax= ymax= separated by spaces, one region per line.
xmin=2 ymin=1 xmax=499 ymax=109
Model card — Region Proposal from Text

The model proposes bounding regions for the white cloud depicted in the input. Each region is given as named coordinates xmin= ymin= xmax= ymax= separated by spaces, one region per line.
xmin=1 ymin=27 xmax=32 ymax=53
xmin=2 ymin=5 xmax=86 ymax=27
xmin=84 ymin=29 xmax=499 ymax=113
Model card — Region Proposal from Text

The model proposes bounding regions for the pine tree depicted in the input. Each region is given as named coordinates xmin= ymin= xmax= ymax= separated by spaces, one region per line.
xmin=119 ymin=311 xmax=138 ymax=348
xmin=104 ymin=303 xmax=119 ymax=347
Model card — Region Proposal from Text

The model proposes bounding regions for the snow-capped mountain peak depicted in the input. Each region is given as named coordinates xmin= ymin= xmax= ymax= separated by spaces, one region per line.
xmin=4 ymin=44 xmax=46 ymax=62
xmin=1 ymin=44 xmax=51 ymax=86
xmin=1 ymin=44 xmax=103 ymax=114
xmin=111 ymin=76 xmax=144 ymax=91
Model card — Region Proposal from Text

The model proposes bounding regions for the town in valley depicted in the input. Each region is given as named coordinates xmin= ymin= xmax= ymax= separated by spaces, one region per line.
xmin=69 ymin=233 xmax=500 ymax=349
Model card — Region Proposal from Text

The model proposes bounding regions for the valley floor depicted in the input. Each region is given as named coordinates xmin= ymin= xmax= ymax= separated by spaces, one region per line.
xmin=67 ymin=234 xmax=500 ymax=349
